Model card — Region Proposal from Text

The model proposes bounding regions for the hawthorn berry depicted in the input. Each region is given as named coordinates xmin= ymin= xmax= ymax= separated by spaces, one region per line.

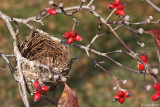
xmin=117 ymin=3 xmax=125 ymax=10
xmin=144 ymin=61 xmax=149 ymax=65
xmin=141 ymin=54 xmax=147 ymax=61
xmin=138 ymin=64 xmax=144 ymax=71
xmin=67 ymin=37 xmax=74 ymax=44
xmin=117 ymin=10 xmax=125 ymax=16
xmin=115 ymin=10 xmax=125 ymax=16
xmin=153 ymin=83 xmax=160 ymax=91
xmin=36 ymin=89 xmax=42 ymax=93
xmin=114 ymin=0 xmax=120 ymax=6
xmin=119 ymin=97 xmax=125 ymax=104
xmin=108 ymin=0 xmax=126 ymax=16
xmin=113 ymin=95 xmax=120 ymax=101
xmin=152 ymin=91 xmax=160 ymax=101
xmin=124 ymin=91 xmax=132 ymax=98
xmin=63 ymin=32 xmax=70 ymax=39
xmin=108 ymin=4 xmax=116 ymax=9
xmin=48 ymin=8 xmax=56 ymax=15
xmin=73 ymin=35 xmax=82 ymax=41
xmin=34 ymin=81 xmax=40 ymax=88
xmin=115 ymin=10 xmax=119 ymax=15
xmin=117 ymin=90 xmax=124 ymax=97
xmin=70 ymin=30 xmax=77 ymax=37
xmin=34 ymin=92 xmax=41 ymax=101
xmin=41 ymin=85 xmax=50 ymax=91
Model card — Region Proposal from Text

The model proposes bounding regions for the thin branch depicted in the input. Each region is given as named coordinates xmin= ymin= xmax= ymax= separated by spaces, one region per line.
xmin=0 ymin=1 xmax=160 ymax=106
xmin=0 ymin=10 xmax=30 ymax=107
xmin=86 ymin=50 xmax=117 ymax=80
xmin=0 ymin=67 xmax=6 ymax=71
xmin=0 ymin=53 xmax=18 ymax=81
xmin=146 ymin=0 xmax=160 ymax=12
xmin=45 ymin=97 xmax=58 ymax=106
xmin=87 ymin=0 xmax=95 ymax=7
xmin=73 ymin=43 xmax=140 ymax=74
xmin=105 ymin=8 xmax=116 ymax=21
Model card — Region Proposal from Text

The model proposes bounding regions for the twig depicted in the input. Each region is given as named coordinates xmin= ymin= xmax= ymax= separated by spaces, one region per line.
xmin=73 ymin=43 xmax=140 ymax=74
xmin=45 ymin=97 xmax=58 ymax=106
xmin=0 ymin=67 xmax=6 ymax=71
xmin=0 ymin=53 xmax=18 ymax=81
xmin=0 ymin=0 xmax=160 ymax=106
xmin=87 ymin=0 xmax=95 ymax=7
xmin=146 ymin=0 xmax=160 ymax=12
xmin=0 ymin=10 xmax=30 ymax=107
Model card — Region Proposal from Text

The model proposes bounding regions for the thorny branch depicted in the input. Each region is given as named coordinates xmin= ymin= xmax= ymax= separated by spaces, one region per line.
xmin=0 ymin=0 xmax=160 ymax=106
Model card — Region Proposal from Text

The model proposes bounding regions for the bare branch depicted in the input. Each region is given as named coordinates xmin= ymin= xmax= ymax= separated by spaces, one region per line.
xmin=146 ymin=0 xmax=160 ymax=12
xmin=0 ymin=0 xmax=160 ymax=106
xmin=87 ymin=0 xmax=95 ymax=7
xmin=0 ymin=53 xmax=18 ymax=81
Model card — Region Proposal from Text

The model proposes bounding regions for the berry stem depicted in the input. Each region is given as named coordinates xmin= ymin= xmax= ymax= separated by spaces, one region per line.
xmin=106 ymin=8 xmax=117 ymax=21
xmin=152 ymin=75 xmax=159 ymax=83
xmin=115 ymin=80 xmax=121 ymax=90
xmin=45 ymin=96 xmax=58 ymax=106
xmin=72 ymin=18 xmax=78 ymax=30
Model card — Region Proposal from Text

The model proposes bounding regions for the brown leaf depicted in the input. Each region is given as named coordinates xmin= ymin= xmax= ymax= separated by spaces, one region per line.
xmin=145 ymin=29 xmax=160 ymax=52
xmin=145 ymin=29 xmax=160 ymax=62
xmin=58 ymin=83 xmax=80 ymax=107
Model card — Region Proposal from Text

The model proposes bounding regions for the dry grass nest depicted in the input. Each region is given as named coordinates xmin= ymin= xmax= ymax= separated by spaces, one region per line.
xmin=17 ymin=29 xmax=73 ymax=94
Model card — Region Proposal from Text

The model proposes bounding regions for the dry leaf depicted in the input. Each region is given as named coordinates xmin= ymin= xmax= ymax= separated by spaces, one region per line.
xmin=58 ymin=83 xmax=80 ymax=107
xmin=145 ymin=29 xmax=160 ymax=62
xmin=145 ymin=29 xmax=160 ymax=52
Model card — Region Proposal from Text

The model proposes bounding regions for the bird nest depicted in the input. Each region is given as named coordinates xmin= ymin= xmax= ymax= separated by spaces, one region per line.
xmin=17 ymin=30 xmax=72 ymax=94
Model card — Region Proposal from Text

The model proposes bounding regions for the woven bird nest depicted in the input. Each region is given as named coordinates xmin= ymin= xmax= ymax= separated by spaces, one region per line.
xmin=17 ymin=30 xmax=72 ymax=94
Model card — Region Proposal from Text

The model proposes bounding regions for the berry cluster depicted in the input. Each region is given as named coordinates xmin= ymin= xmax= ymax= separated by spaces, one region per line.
xmin=33 ymin=81 xmax=50 ymax=102
xmin=152 ymin=82 xmax=160 ymax=101
xmin=108 ymin=0 xmax=125 ymax=16
xmin=138 ymin=54 xmax=149 ymax=71
xmin=113 ymin=90 xmax=132 ymax=104
xmin=47 ymin=8 xmax=56 ymax=15
xmin=63 ymin=30 xmax=82 ymax=44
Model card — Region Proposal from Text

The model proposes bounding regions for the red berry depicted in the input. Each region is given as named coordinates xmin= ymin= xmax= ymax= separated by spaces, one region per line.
xmin=115 ymin=10 xmax=125 ymax=16
xmin=117 ymin=3 xmax=125 ymax=10
xmin=34 ymin=92 xmax=41 ymax=101
xmin=34 ymin=81 xmax=40 ymax=88
xmin=114 ymin=0 xmax=120 ymax=6
xmin=41 ymin=85 xmax=49 ymax=91
xmin=118 ymin=10 xmax=125 ymax=16
xmin=119 ymin=97 xmax=125 ymax=104
xmin=67 ymin=37 xmax=73 ymax=44
xmin=63 ymin=32 xmax=70 ymax=39
xmin=70 ymin=30 xmax=77 ymax=37
xmin=108 ymin=3 xmax=116 ymax=9
xmin=115 ymin=10 xmax=119 ymax=15
xmin=144 ymin=61 xmax=149 ymax=65
xmin=36 ymin=89 xmax=42 ymax=93
xmin=113 ymin=95 xmax=120 ymax=101
xmin=117 ymin=90 xmax=124 ymax=97
xmin=47 ymin=8 xmax=56 ymax=15
xmin=73 ymin=35 xmax=82 ymax=41
xmin=124 ymin=91 xmax=132 ymax=98
xmin=153 ymin=83 xmax=160 ymax=91
xmin=141 ymin=54 xmax=147 ymax=61
xmin=138 ymin=64 xmax=144 ymax=71
xmin=152 ymin=91 xmax=160 ymax=101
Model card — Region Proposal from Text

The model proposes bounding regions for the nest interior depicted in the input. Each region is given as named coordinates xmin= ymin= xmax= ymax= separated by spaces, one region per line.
xmin=18 ymin=30 xmax=72 ymax=94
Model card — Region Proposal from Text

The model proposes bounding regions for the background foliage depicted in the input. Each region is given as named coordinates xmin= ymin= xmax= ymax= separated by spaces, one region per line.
xmin=0 ymin=0 xmax=160 ymax=107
